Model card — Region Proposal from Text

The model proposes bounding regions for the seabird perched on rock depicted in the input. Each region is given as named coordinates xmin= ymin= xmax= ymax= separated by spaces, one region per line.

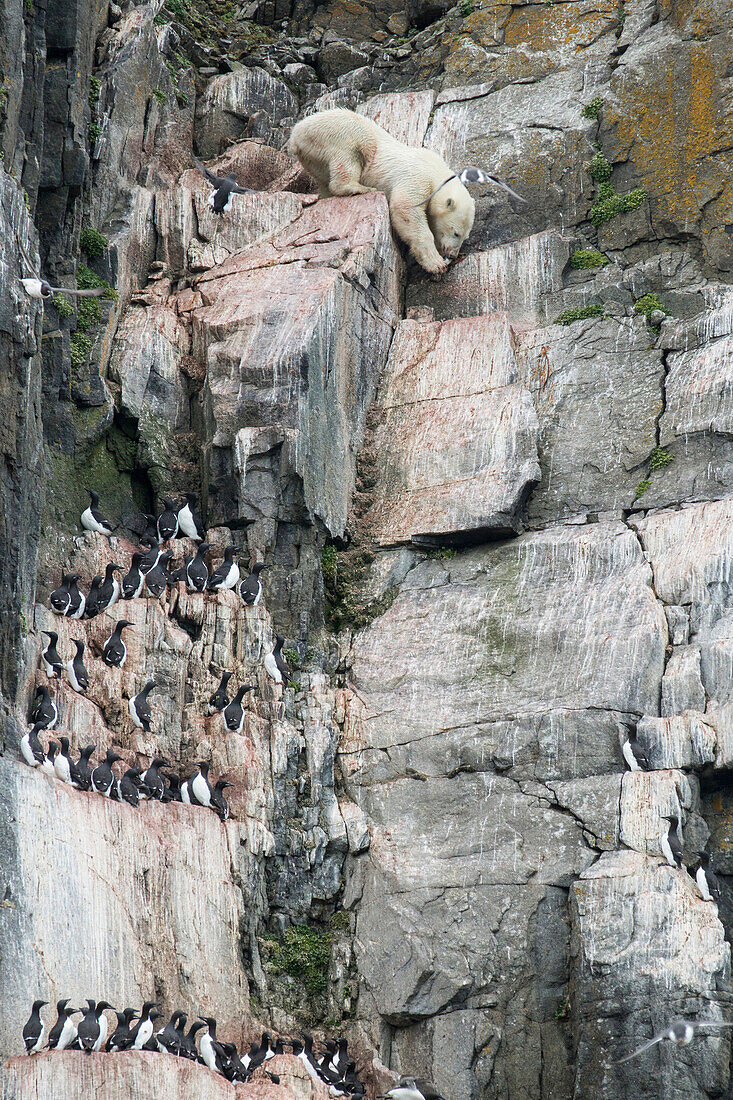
xmin=264 ymin=635 xmax=289 ymax=685
xmin=140 ymin=757 xmax=171 ymax=801
xmin=190 ymin=761 xmax=213 ymax=808
xmin=66 ymin=640 xmax=90 ymax=693
xmin=162 ymin=772 xmax=182 ymax=802
xmin=145 ymin=550 xmax=173 ymax=598
xmin=91 ymin=749 xmax=122 ymax=796
xmin=156 ymin=1010 xmax=187 ymax=1055
xmin=20 ymin=724 xmax=46 ymax=769
xmin=622 ymin=727 xmax=651 ymax=771
xmin=49 ymin=574 xmax=72 ymax=615
xmin=198 ymin=1016 xmax=222 ymax=1072
xmin=181 ymin=1020 xmax=207 ymax=1060
xmin=47 ymin=1000 xmax=80 ymax=1051
xmin=84 ymin=576 xmax=104 ymax=619
xmin=54 ymin=736 xmax=74 ymax=784
xmin=140 ymin=513 xmax=159 ymax=544
xmin=193 ymin=157 xmax=255 ymax=214
xmin=129 ymin=681 xmax=157 ymax=732
xmin=102 ymin=620 xmax=133 ymax=667
xmin=66 ymin=575 xmax=86 ymax=619
xmin=615 ymin=1018 xmax=733 ymax=1063
xmin=107 ymin=1008 xmax=138 ymax=1051
xmin=22 ymin=1000 xmax=48 ymax=1054
xmin=41 ymin=631 xmax=64 ymax=678
xmin=185 ymin=541 xmax=211 ymax=592
xmin=31 ymin=685 xmax=59 ymax=730
xmin=157 ymin=498 xmax=179 ymax=541
xmin=298 ymin=1034 xmax=321 ymax=1081
xmin=220 ymin=1040 xmax=249 ymax=1081
xmin=695 ymin=851 xmax=722 ymax=903
xmin=208 ymin=546 xmax=240 ymax=591
xmin=40 ymin=741 xmax=58 ymax=778
xmin=119 ymin=766 xmax=145 ymax=807
xmin=211 ymin=779 xmax=232 ymax=821
xmin=77 ymin=1000 xmax=110 ymax=1053
xmin=661 ymin=814 xmax=684 ymax=868
xmin=96 ymin=562 xmax=122 ymax=613
xmin=70 ymin=744 xmax=95 ymax=790
xmin=81 ymin=490 xmax=116 ymax=537
xmin=177 ymin=492 xmax=205 ymax=540
xmin=122 ymin=553 xmax=146 ymax=599
xmin=139 ymin=537 xmax=162 ymax=575
xmin=208 ymin=671 xmax=232 ymax=715
xmin=383 ymin=1079 xmax=447 ymax=1100
xmin=131 ymin=1003 xmax=161 ymax=1050
xmin=239 ymin=562 xmax=267 ymax=606
xmin=222 ymin=685 xmax=253 ymax=733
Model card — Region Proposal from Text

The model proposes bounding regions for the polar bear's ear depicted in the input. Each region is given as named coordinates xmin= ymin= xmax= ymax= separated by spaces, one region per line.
xmin=445 ymin=197 xmax=454 ymax=208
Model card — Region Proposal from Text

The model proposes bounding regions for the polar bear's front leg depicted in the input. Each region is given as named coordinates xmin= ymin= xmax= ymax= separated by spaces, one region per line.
xmin=327 ymin=156 xmax=375 ymax=197
xmin=389 ymin=193 xmax=448 ymax=274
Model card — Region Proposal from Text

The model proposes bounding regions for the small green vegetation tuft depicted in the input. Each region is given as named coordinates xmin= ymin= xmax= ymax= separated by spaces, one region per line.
xmin=269 ymin=925 xmax=332 ymax=996
xmin=69 ymin=331 xmax=93 ymax=367
xmin=425 ymin=546 xmax=457 ymax=559
xmin=634 ymin=293 xmax=669 ymax=320
xmin=330 ymin=911 xmax=350 ymax=931
xmin=77 ymin=264 xmax=118 ymax=300
xmin=590 ymin=181 xmax=646 ymax=226
xmin=554 ymin=996 xmax=571 ymax=1020
xmin=153 ymin=88 xmax=166 ymax=105
xmin=634 ymin=479 xmax=651 ymax=500
xmin=284 ymin=647 xmax=301 ymax=670
xmin=459 ymin=0 xmax=474 ymax=13
xmin=581 ymin=95 xmax=603 ymax=120
xmin=649 ymin=446 xmax=674 ymax=472
xmin=88 ymin=75 xmax=101 ymax=109
xmin=553 ymin=304 xmax=604 ymax=325
xmin=588 ymin=152 xmax=612 ymax=182
xmin=79 ymin=227 xmax=108 ymax=258
xmin=76 ymin=297 xmax=103 ymax=332
xmin=569 ymin=249 xmax=608 ymax=270
xmin=52 ymin=294 xmax=74 ymax=318
xmin=88 ymin=121 xmax=102 ymax=144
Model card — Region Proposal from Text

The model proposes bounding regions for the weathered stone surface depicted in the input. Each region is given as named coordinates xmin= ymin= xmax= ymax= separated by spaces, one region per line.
xmin=195 ymin=67 xmax=298 ymax=156
xmin=636 ymin=712 xmax=716 ymax=772
xmin=365 ymin=314 xmax=540 ymax=545
xmin=661 ymin=646 xmax=706 ymax=717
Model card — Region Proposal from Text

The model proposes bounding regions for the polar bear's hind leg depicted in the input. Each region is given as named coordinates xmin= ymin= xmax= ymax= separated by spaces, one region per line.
xmin=325 ymin=154 xmax=375 ymax=197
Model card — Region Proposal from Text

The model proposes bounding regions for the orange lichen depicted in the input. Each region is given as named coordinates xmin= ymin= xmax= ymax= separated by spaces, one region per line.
xmin=504 ymin=0 xmax=616 ymax=51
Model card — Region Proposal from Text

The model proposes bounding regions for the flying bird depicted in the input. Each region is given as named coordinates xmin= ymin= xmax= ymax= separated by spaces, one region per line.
xmin=16 ymin=237 xmax=108 ymax=301
xmin=193 ymin=157 xmax=254 ymax=214
xmin=457 ymin=167 xmax=527 ymax=203
xmin=615 ymin=1019 xmax=733 ymax=1063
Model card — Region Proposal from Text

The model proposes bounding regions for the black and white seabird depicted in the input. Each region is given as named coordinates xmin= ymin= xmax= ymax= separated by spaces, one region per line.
xmin=177 ymin=492 xmax=205 ymax=540
xmin=129 ymin=681 xmax=156 ymax=731
xmin=20 ymin=724 xmax=46 ymax=768
xmin=207 ymin=546 xmax=240 ymax=591
xmin=49 ymin=575 xmax=72 ymax=615
xmin=223 ymin=685 xmax=253 ymax=733
xmin=41 ymin=631 xmax=64 ymax=678
xmin=31 ymin=684 xmax=59 ymax=730
xmin=40 ymin=741 xmax=58 ymax=778
xmin=102 ymin=620 xmax=133 ymax=668
xmin=264 ymin=634 xmax=289 ymax=685
xmin=66 ymin=639 xmax=90 ymax=693
xmin=84 ymin=576 xmax=104 ymax=619
xmin=139 ymin=537 xmax=162 ymax=575
xmin=193 ymin=157 xmax=254 ymax=214
xmin=157 ymin=499 xmax=179 ymax=541
xmin=456 ymin=166 xmax=527 ymax=203
xmin=96 ymin=562 xmax=122 ymax=612
xmin=162 ymin=772 xmax=182 ymax=802
xmin=77 ymin=1000 xmax=103 ymax=1053
xmin=145 ymin=550 xmax=173 ymax=598
xmin=122 ymin=553 xmax=145 ymax=599
xmin=190 ymin=761 xmax=213 ymax=808
xmin=330 ymin=1038 xmax=349 ymax=1077
xmin=181 ymin=1020 xmax=207 ymax=1060
xmin=47 ymin=999 xmax=80 ymax=1051
xmin=23 ymin=1000 xmax=48 ymax=1054
xmin=220 ymin=1040 xmax=249 ymax=1081
xmin=131 ymin=1003 xmax=161 ymax=1049
xmin=119 ymin=766 xmax=144 ymax=807
xmin=211 ymin=779 xmax=232 ymax=821
xmin=298 ymin=1034 xmax=321 ymax=1081
xmin=91 ymin=749 xmax=122 ymax=796
xmin=185 ymin=542 xmax=211 ymax=592
xmin=156 ymin=1010 xmax=187 ymax=1055
xmin=81 ymin=490 xmax=116 ymax=537
xmin=238 ymin=562 xmax=267 ymax=606
xmin=107 ymin=1008 xmax=138 ymax=1051
xmin=622 ymin=726 xmax=651 ymax=771
xmin=66 ymin=575 xmax=86 ymax=619
xmin=208 ymin=671 xmax=232 ymax=715
xmin=661 ymin=814 xmax=684 ymax=868
xmin=54 ymin=736 xmax=74 ymax=784
xmin=383 ymin=1078 xmax=447 ymax=1100
xmin=615 ymin=1018 xmax=733 ymax=1063
xmin=70 ymin=744 xmax=96 ymax=790
xmin=198 ymin=1016 xmax=222 ymax=1072
xmin=140 ymin=513 xmax=159 ymax=544
xmin=695 ymin=851 xmax=722 ymax=903
xmin=140 ymin=756 xmax=171 ymax=801
xmin=16 ymin=237 xmax=109 ymax=302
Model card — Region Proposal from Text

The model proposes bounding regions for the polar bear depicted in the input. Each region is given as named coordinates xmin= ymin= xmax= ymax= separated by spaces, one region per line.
xmin=287 ymin=108 xmax=475 ymax=274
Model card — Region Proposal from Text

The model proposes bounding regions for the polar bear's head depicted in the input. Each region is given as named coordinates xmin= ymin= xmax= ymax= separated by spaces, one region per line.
xmin=427 ymin=179 xmax=476 ymax=260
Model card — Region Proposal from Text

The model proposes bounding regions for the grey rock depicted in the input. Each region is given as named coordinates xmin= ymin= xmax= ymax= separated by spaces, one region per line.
xmin=195 ymin=66 xmax=298 ymax=155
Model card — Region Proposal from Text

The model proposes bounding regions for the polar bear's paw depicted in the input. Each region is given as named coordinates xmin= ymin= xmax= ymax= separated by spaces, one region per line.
xmin=419 ymin=252 xmax=450 ymax=276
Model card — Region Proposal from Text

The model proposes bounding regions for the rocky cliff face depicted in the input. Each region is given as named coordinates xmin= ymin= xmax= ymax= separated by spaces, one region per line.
xmin=1 ymin=0 xmax=732 ymax=1098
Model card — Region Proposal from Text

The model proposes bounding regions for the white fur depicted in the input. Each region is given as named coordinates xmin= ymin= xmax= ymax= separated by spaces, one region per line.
xmin=288 ymin=109 xmax=475 ymax=274
xmin=66 ymin=658 xmax=86 ymax=693
xmin=94 ymin=1014 xmax=108 ymax=1052
xmin=71 ymin=592 xmax=86 ymax=619
xmin=21 ymin=278 xmax=45 ymax=299
xmin=134 ymin=1018 xmax=153 ymax=1049
xmin=177 ymin=503 xmax=200 ymax=540
xmin=54 ymin=752 xmax=71 ymax=784
xmin=28 ymin=1023 xmax=46 ymax=1053
xmin=56 ymin=1016 xmax=77 ymax=1051
xmin=660 ymin=831 xmax=677 ymax=867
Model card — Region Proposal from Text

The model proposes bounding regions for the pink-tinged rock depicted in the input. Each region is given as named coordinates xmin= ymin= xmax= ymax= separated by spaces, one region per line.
xmin=619 ymin=768 xmax=704 ymax=856
xmin=0 ymin=1051 xmax=332 ymax=1100
xmin=193 ymin=193 xmax=402 ymax=538
xmin=357 ymin=91 xmax=435 ymax=146
xmin=194 ymin=68 xmax=297 ymax=158
xmin=365 ymin=314 xmax=540 ymax=545
xmin=632 ymin=498 xmax=733 ymax=605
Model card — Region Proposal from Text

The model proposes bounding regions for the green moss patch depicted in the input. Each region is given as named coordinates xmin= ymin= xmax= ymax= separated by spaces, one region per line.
xmin=322 ymin=543 xmax=396 ymax=632
xmin=634 ymin=293 xmax=669 ymax=319
xmin=52 ymin=294 xmax=74 ymax=318
xmin=649 ymin=446 xmax=674 ymax=472
xmin=268 ymin=925 xmax=332 ymax=996
xmin=569 ymin=249 xmax=608 ymax=269
xmin=634 ymin=479 xmax=651 ymax=500
xmin=80 ymin=227 xmax=108 ymax=258
xmin=69 ymin=331 xmax=92 ymax=366
xmin=553 ymin=304 xmax=604 ymax=325
xmin=590 ymin=181 xmax=646 ymax=226
xmin=581 ymin=95 xmax=603 ymax=120
xmin=588 ymin=152 xmax=612 ymax=182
